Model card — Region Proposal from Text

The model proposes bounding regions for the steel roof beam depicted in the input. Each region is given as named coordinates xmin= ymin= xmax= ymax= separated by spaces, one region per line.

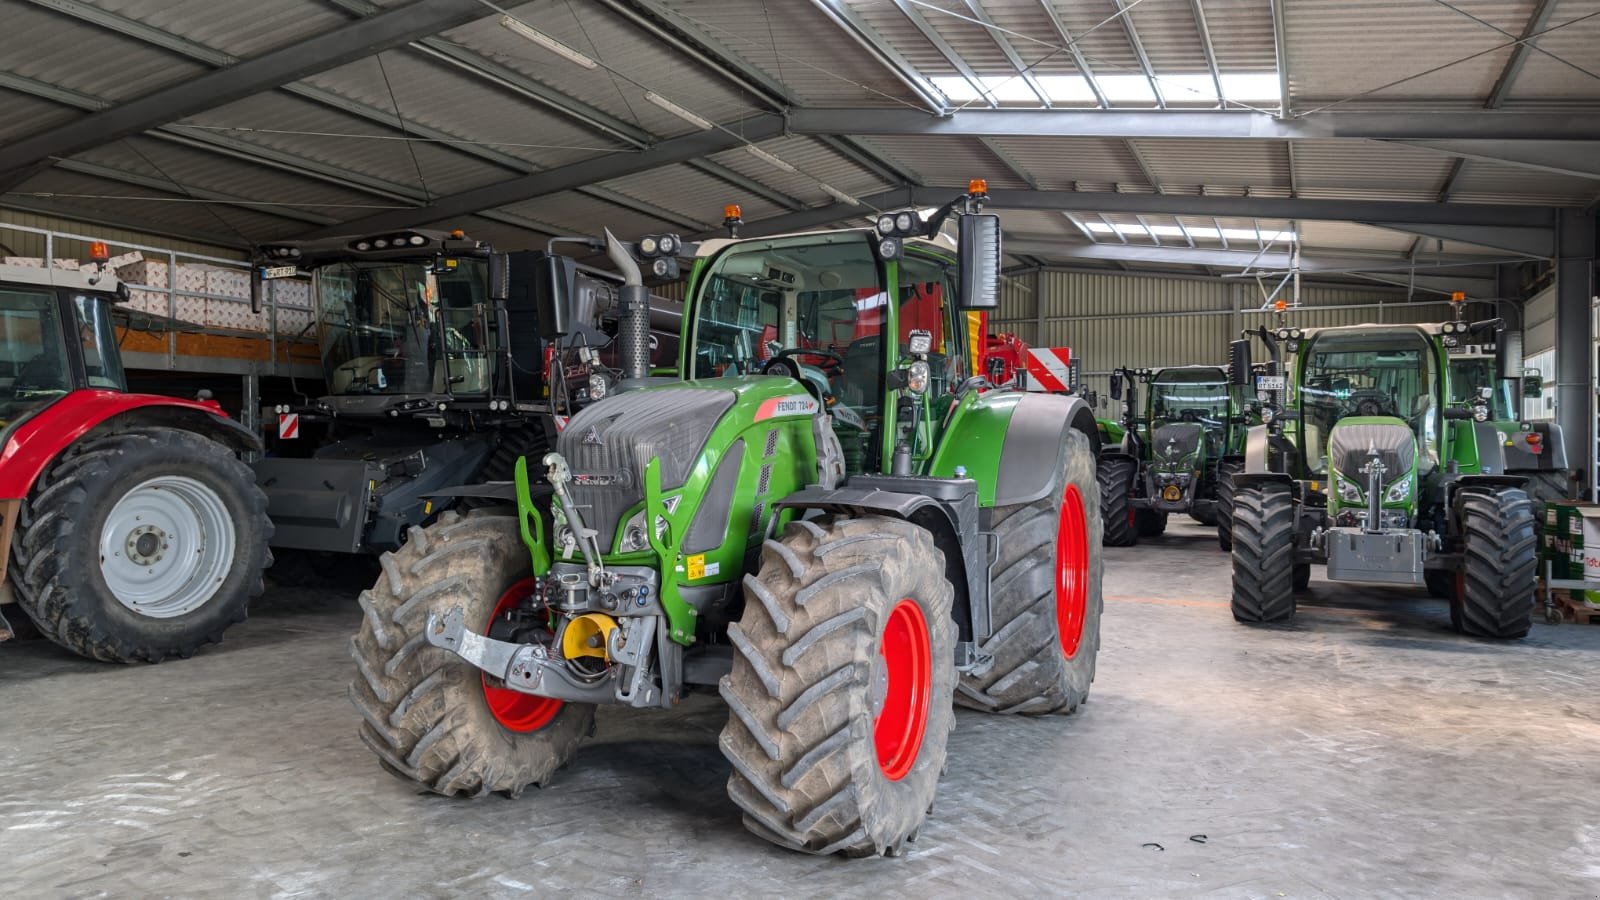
xmin=1109 ymin=0 xmax=1166 ymax=108
xmin=1036 ymin=0 xmax=1109 ymax=108
xmin=0 ymin=0 xmax=494 ymax=189
xmin=1002 ymin=235 xmax=1522 ymax=272
xmin=1486 ymin=0 xmax=1559 ymax=108
xmin=1269 ymin=0 xmax=1290 ymax=116
xmin=787 ymin=107 xmax=1600 ymax=141
xmin=892 ymin=0 xmax=995 ymax=108
xmin=1369 ymin=221 xmax=1554 ymax=258
xmin=46 ymin=159 xmax=339 ymax=227
xmin=1188 ymin=0 xmax=1225 ymax=108
xmin=808 ymin=0 xmax=948 ymax=114
xmin=977 ymin=138 xmax=1038 ymax=189
xmin=958 ymin=0 xmax=1052 ymax=108
xmin=1125 ymin=140 xmax=1162 ymax=192
xmin=301 ymin=113 xmax=788 ymax=237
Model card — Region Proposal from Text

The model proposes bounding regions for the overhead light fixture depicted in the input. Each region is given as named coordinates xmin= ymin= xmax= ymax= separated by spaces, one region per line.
xmin=745 ymin=145 xmax=797 ymax=173
xmin=818 ymin=183 xmax=861 ymax=206
xmin=500 ymin=16 xmax=597 ymax=70
xmin=643 ymin=91 xmax=713 ymax=130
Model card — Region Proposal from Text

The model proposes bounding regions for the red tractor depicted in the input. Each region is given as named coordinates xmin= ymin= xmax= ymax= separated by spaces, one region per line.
xmin=0 ymin=245 xmax=272 ymax=662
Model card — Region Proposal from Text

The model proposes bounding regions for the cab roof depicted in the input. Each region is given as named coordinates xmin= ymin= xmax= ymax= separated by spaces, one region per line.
xmin=0 ymin=264 xmax=123 ymax=294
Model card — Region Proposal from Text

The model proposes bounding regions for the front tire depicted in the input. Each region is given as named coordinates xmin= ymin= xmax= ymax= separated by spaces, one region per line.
xmin=1230 ymin=482 xmax=1297 ymax=624
xmin=720 ymin=516 xmax=955 ymax=857
xmin=1135 ymin=509 xmax=1167 ymax=537
xmin=1452 ymin=488 xmax=1536 ymax=639
xmin=958 ymin=428 xmax=1103 ymax=715
xmin=11 ymin=427 xmax=271 ymax=663
xmin=1215 ymin=458 xmax=1244 ymax=551
xmin=349 ymin=510 xmax=593 ymax=796
xmin=1097 ymin=454 xmax=1137 ymax=547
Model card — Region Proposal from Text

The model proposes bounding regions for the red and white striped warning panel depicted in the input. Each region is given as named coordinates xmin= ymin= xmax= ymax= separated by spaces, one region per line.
xmin=1024 ymin=347 xmax=1074 ymax=392
xmin=277 ymin=413 xmax=300 ymax=439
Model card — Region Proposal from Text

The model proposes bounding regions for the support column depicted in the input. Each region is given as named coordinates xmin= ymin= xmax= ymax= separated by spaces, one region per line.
xmin=1554 ymin=209 xmax=1596 ymax=498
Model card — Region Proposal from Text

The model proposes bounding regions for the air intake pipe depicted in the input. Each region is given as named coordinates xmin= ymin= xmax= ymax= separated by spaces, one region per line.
xmin=604 ymin=229 xmax=651 ymax=385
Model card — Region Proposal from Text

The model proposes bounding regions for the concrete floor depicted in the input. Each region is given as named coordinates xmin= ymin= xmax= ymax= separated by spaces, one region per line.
xmin=4 ymin=520 xmax=1599 ymax=897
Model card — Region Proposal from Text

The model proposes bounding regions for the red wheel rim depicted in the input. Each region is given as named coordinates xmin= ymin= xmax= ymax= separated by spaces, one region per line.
xmin=1056 ymin=484 xmax=1090 ymax=659
xmin=481 ymin=577 xmax=562 ymax=732
xmin=873 ymin=599 xmax=932 ymax=781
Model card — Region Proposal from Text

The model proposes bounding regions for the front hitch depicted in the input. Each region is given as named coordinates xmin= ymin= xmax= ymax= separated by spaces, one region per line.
xmin=423 ymin=607 xmax=621 ymax=704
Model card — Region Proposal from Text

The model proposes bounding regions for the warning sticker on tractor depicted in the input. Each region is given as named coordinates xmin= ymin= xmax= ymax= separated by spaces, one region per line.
xmin=277 ymin=413 xmax=299 ymax=439
xmin=686 ymin=554 xmax=707 ymax=579
xmin=754 ymin=394 xmax=819 ymax=421
xmin=1256 ymin=375 xmax=1286 ymax=392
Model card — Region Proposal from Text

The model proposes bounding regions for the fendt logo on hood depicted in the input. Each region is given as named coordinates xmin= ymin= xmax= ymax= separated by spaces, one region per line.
xmin=582 ymin=426 xmax=603 ymax=446
xmin=573 ymin=469 xmax=633 ymax=488
xmin=754 ymin=394 xmax=819 ymax=422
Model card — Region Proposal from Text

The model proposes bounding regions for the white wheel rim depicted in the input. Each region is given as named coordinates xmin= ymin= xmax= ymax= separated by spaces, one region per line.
xmin=98 ymin=475 xmax=236 ymax=618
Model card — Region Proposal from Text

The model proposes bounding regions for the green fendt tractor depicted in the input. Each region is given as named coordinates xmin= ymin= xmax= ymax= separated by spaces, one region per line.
xmin=1097 ymin=365 xmax=1243 ymax=546
xmin=349 ymin=185 xmax=1105 ymax=857
xmin=1225 ymin=316 xmax=1554 ymax=639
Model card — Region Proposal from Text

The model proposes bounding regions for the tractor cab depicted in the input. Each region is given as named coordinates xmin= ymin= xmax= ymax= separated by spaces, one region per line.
xmin=1146 ymin=366 xmax=1232 ymax=468
xmin=0 ymin=253 xmax=128 ymax=429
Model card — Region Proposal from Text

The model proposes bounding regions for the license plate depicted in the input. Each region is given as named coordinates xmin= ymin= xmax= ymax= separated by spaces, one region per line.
xmin=262 ymin=265 xmax=298 ymax=279
xmin=1256 ymin=375 xmax=1285 ymax=392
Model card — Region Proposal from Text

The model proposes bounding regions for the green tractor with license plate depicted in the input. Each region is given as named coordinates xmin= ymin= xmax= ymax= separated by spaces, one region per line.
xmin=1224 ymin=317 xmax=1551 ymax=638
xmin=1096 ymin=365 xmax=1248 ymax=546
xmin=349 ymin=185 xmax=1105 ymax=857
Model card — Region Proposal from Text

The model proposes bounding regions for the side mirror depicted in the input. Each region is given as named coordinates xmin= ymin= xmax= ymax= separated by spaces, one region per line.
xmin=488 ymin=252 xmax=510 ymax=303
xmin=250 ymin=268 xmax=264 ymax=314
xmin=956 ymin=214 xmax=1001 ymax=309
xmin=1523 ymin=373 xmax=1543 ymax=398
xmin=1228 ymin=339 xmax=1251 ymax=386
xmin=1493 ymin=326 xmax=1516 ymax=381
xmin=535 ymin=254 xmax=577 ymax=337
xmin=1109 ymin=371 xmax=1123 ymax=401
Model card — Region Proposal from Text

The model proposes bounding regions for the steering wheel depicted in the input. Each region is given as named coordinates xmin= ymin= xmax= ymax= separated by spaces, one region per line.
xmin=762 ymin=347 xmax=844 ymax=378
xmin=1348 ymin=390 xmax=1395 ymax=418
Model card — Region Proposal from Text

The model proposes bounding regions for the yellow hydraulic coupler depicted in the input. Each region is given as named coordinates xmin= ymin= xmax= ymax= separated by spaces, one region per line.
xmin=560 ymin=613 xmax=619 ymax=660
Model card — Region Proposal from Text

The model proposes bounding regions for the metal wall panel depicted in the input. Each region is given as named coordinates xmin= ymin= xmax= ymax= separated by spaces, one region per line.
xmin=0 ymin=209 xmax=245 ymax=260
xmin=1523 ymin=284 xmax=1557 ymax=354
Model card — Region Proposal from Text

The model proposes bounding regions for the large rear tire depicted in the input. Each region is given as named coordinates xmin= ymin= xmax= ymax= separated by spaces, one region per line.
xmin=348 ymin=510 xmax=593 ymax=796
xmin=1135 ymin=509 xmax=1167 ymax=537
xmin=1215 ymin=458 xmax=1244 ymax=551
xmin=1230 ymin=483 xmax=1296 ymax=624
xmin=720 ymin=515 xmax=955 ymax=857
xmin=1097 ymin=454 xmax=1137 ymax=547
xmin=10 ymin=427 xmax=271 ymax=663
xmin=1452 ymin=488 xmax=1536 ymax=640
xmin=957 ymin=428 xmax=1102 ymax=715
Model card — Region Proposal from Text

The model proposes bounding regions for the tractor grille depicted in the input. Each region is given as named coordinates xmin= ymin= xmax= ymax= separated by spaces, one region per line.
xmin=1329 ymin=422 xmax=1416 ymax=485
xmin=557 ymin=388 xmax=736 ymax=548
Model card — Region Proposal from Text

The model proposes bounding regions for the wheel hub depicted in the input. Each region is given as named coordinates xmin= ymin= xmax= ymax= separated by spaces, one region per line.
xmin=125 ymin=526 xmax=168 ymax=565
xmin=98 ymin=475 xmax=236 ymax=619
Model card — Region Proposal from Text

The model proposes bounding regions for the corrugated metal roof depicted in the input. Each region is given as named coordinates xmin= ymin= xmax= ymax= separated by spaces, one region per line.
xmin=12 ymin=167 xmax=303 ymax=241
xmin=87 ymin=0 xmax=352 ymax=60
xmin=858 ymin=135 xmax=1034 ymax=188
xmin=1298 ymin=221 xmax=1415 ymax=253
xmin=1285 ymin=0 xmax=1533 ymax=104
xmin=983 ymin=135 xmax=1148 ymax=188
xmin=302 ymin=51 xmax=620 ymax=171
xmin=847 ymin=1 xmax=964 ymax=78
xmin=74 ymin=137 xmax=383 ymax=211
xmin=595 ymin=162 xmax=785 ymax=226
xmin=0 ymin=88 xmax=81 ymax=143
xmin=1054 ymin=0 xmax=1145 ymax=72
xmin=438 ymin=2 xmax=761 ymax=138
xmin=702 ymin=136 xmax=892 ymax=206
xmin=1503 ymin=3 xmax=1600 ymax=103
xmin=1289 ymin=139 xmax=1456 ymax=197
xmin=495 ymin=189 xmax=682 ymax=238
xmin=1131 ymin=137 xmax=1290 ymax=188
xmin=0 ymin=1 xmax=209 ymax=101
xmin=1200 ymin=0 xmax=1276 ymax=72
xmin=1446 ymin=158 xmax=1599 ymax=205
xmin=659 ymin=0 xmax=924 ymax=106
xmin=1125 ymin=0 xmax=1214 ymax=74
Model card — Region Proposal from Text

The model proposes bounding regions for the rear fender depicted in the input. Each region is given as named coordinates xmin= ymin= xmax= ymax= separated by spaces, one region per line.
xmin=0 ymin=390 xmax=255 ymax=499
xmin=929 ymin=389 xmax=1097 ymax=507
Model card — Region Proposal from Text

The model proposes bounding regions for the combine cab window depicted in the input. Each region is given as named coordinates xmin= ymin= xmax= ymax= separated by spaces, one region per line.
xmin=318 ymin=259 xmax=491 ymax=396
xmin=0 ymin=289 xmax=72 ymax=424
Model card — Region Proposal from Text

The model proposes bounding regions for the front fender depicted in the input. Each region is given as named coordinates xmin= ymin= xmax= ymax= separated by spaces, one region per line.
xmin=0 ymin=389 xmax=251 ymax=499
xmin=928 ymin=389 xmax=1096 ymax=507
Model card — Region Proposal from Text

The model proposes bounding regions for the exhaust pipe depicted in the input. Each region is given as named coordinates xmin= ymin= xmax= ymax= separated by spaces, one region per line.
xmin=604 ymin=229 xmax=651 ymax=385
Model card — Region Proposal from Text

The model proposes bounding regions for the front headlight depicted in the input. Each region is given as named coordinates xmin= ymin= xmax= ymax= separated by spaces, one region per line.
xmin=1336 ymin=474 xmax=1363 ymax=503
xmin=588 ymin=372 xmax=609 ymax=400
xmin=619 ymin=509 xmax=670 ymax=552
xmin=905 ymin=360 xmax=930 ymax=395
xmin=1384 ymin=471 xmax=1414 ymax=504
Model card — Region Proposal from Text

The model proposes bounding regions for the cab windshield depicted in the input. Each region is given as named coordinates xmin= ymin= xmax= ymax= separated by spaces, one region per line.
xmin=317 ymin=259 xmax=491 ymax=396
xmin=1299 ymin=328 xmax=1436 ymax=476
xmin=690 ymin=234 xmax=961 ymax=473
xmin=1149 ymin=369 xmax=1229 ymax=429
xmin=1447 ymin=355 xmax=1514 ymax=420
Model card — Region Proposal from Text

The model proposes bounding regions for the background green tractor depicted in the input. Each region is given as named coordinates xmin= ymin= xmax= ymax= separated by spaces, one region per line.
xmin=1096 ymin=365 xmax=1246 ymax=546
xmin=348 ymin=185 xmax=1106 ymax=857
xmin=1224 ymin=318 xmax=1545 ymax=639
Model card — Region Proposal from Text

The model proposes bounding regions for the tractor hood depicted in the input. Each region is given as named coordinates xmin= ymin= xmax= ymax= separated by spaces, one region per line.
xmin=1327 ymin=417 xmax=1418 ymax=515
xmin=1151 ymin=422 xmax=1205 ymax=471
